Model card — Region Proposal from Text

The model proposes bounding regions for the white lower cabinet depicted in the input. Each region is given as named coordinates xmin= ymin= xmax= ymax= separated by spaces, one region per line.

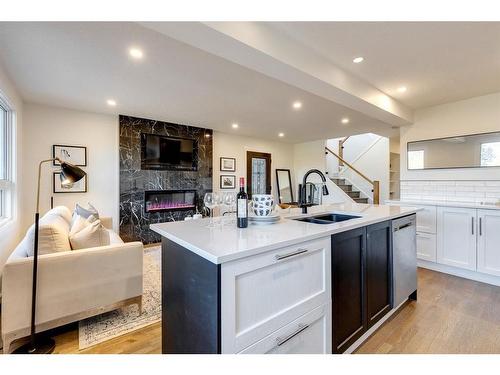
xmin=415 ymin=205 xmax=437 ymax=234
xmin=238 ymin=303 xmax=332 ymax=354
xmin=416 ymin=232 xmax=437 ymax=262
xmin=477 ymin=209 xmax=500 ymax=276
xmin=437 ymin=206 xmax=477 ymax=270
xmin=221 ymin=237 xmax=331 ymax=353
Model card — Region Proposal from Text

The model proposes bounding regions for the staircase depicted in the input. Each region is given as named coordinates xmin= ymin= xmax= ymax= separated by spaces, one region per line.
xmin=330 ymin=178 xmax=369 ymax=204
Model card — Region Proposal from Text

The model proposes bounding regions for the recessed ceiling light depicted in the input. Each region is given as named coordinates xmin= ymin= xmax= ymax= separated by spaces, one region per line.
xmin=292 ymin=101 xmax=302 ymax=109
xmin=232 ymin=123 xmax=239 ymax=129
xmin=278 ymin=132 xmax=285 ymax=137
xmin=341 ymin=118 xmax=350 ymax=124
xmin=106 ymin=99 xmax=116 ymax=107
xmin=129 ymin=48 xmax=144 ymax=59
xmin=397 ymin=86 xmax=407 ymax=93
xmin=353 ymin=57 xmax=364 ymax=64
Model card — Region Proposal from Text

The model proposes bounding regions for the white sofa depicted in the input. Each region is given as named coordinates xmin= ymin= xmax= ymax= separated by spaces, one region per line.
xmin=1 ymin=207 xmax=144 ymax=354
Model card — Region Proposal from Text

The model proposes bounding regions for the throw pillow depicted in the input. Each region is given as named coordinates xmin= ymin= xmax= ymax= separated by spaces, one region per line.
xmin=69 ymin=219 xmax=110 ymax=250
xmin=75 ymin=203 xmax=99 ymax=219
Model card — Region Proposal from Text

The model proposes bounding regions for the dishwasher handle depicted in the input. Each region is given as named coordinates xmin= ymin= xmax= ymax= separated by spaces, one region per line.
xmin=393 ymin=221 xmax=414 ymax=232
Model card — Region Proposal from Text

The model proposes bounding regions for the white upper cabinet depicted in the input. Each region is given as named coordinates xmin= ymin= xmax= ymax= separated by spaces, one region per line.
xmin=477 ymin=209 xmax=500 ymax=276
xmin=437 ymin=206 xmax=477 ymax=270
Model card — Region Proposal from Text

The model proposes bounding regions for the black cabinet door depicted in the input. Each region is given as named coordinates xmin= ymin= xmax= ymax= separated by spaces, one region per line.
xmin=366 ymin=220 xmax=393 ymax=328
xmin=332 ymin=227 xmax=367 ymax=354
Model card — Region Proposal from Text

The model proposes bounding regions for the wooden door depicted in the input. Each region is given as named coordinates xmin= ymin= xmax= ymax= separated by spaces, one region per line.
xmin=246 ymin=151 xmax=271 ymax=198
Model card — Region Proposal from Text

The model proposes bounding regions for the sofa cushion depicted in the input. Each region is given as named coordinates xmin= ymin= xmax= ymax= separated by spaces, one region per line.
xmin=25 ymin=213 xmax=72 ymax=257
xmin=69 ymin=219 xmax=110 ymax=250
xmin=46 ymin=206 xmax=73 ymax=224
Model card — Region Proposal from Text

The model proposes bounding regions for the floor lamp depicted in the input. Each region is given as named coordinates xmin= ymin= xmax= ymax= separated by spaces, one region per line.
xmin=13 ymin=157 xmax=86 ymax=354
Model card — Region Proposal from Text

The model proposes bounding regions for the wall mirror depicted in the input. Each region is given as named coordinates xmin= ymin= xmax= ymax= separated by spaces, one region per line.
xmin=407 ymin=131 xmax=500 ymax=170
xmin=276 ymin=169 xmax=294 ymax=204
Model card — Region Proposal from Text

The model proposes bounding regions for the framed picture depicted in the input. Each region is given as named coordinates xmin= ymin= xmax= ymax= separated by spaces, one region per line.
xmin=220 ymin=175 xmax=236 ymax=189
xmin=52 ymin=144 xmax=87 ymax=166
xmin=220 ymin=157 xmax=236 ymax=172
xmin=53 ymin=172 xmax=87 ymax=193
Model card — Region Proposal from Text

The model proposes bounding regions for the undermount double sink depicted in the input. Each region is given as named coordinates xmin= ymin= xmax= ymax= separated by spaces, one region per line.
xmin=293 ymin=213 xmax=361 ymax=225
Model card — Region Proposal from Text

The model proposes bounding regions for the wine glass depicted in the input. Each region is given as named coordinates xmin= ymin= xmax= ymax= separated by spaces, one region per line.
xmin=222 ymin=192 xmax=236 ymax=225
xmin=204 ymin=192 xmax=219 ymax=227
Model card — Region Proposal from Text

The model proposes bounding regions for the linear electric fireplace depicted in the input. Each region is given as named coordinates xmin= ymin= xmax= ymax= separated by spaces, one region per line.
xmin=144 ymin=190 xmax=197 ymax=213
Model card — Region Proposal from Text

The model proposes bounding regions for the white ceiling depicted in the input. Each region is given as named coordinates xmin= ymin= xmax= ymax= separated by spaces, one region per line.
xmin=268 ymin=22 xmax=500 ymax=109
xmin=0 ymin=22 xmax=498 ymax=143
xmin=0 ymin=22 xmax=395 ymax=143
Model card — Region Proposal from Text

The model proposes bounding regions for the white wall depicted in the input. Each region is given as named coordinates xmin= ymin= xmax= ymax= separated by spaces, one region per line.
xmin=22 ymin=103 xmax=119 ymax=231
xmin=212 ymin=131 xmax=294 ymax=202
xmin=293 ymin=140 xmax=349 ymax=204
xmin=326 ymin=134 xmax=390 ymax=202
xmin=400 ymin=92 xmax=500 ymax=181
xmin=0 ymin=63 xmax=23 ymax=290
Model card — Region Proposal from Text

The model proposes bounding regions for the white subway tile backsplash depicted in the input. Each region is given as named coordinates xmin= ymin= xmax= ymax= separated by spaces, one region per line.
xmin=401 ymin=180 xmax=500 ymax=203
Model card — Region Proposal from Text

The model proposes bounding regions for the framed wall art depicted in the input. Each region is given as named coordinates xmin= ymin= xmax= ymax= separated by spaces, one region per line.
xmin=220 ymin=175 xmax=236 ymax=189
xmin=52 ymin=144 xmax=87 ymax=166
xmin=220 ymin=157 xmax=236 ymax=172
xmin=53 ymin=172 xmax=87 ymax=193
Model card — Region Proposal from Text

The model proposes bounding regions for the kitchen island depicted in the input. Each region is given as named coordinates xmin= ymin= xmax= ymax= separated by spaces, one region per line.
xmin=151 ymin=202 xmax=420 ymax=354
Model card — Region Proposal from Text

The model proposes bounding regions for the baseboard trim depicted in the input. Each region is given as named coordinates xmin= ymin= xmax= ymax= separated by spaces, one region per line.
xmin=417 ymin=260 xmax=500 ymax=287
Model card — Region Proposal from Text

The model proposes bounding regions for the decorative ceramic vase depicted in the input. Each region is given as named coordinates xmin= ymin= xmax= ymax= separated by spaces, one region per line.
xmin=251 ymin=194 xmax=274 ymax=216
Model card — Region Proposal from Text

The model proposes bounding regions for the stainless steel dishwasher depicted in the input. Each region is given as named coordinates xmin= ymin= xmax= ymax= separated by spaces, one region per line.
xmin=392 ymin=214 xmax=418 ymax=307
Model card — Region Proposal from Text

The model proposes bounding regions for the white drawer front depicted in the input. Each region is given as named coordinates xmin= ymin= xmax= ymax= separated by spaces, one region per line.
xmin=221 ymin=237 xmax=331 ymax=353
xmin=416 ymin=205 xmax=437 ymax=234
xmin=238 ymin=303 xmax=331 ymax=354
xmin=416 ymin=232 xmax=437 ymax=262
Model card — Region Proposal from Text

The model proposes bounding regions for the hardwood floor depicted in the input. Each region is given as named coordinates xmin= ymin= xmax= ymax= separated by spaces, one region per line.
xmin=2 ymin=267 xmax=499 ymax=354
xmin=356 ymin=268 xmax=500 ymax=354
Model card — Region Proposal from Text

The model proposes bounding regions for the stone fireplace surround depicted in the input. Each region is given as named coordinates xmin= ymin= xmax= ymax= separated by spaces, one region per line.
xmin=119 ymin=115 xmax=213 ymax=243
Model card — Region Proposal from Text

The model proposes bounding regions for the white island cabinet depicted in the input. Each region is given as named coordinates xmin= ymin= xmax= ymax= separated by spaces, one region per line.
xmin=221 ymin=237 xmax=331 ymax=354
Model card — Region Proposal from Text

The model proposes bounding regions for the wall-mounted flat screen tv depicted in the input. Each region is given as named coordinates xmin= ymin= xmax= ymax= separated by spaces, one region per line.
xmin=141 ymin=133 xmax=198 ymax=171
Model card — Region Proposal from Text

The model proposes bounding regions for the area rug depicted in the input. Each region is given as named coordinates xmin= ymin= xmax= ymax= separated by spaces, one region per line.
xmin=78 ymin=246 xmax=161 ymax=349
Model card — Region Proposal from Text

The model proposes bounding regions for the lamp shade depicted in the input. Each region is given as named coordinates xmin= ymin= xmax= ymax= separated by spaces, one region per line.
xmin=59 ymin=161 xmax=86 ymax=186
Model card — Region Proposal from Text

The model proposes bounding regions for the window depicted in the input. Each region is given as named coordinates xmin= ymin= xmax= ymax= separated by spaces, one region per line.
xmin=0 ymin=95 xmax=14 ymax=222
xmin=480 ymin=142 xmax=500 ymax=167
xmin=408 ymin=150 xmax=424 ymax=170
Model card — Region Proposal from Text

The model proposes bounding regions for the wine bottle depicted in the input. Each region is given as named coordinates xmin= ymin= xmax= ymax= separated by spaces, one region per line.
xmin=236 ymin=177 xmax=248 ymax=228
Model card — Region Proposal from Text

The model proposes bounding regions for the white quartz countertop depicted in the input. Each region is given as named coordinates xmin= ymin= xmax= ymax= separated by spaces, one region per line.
xmin=150 ymin=202 xmax=420 ymax=264
xmin=386 ymin=199 xmax=500 ymax=210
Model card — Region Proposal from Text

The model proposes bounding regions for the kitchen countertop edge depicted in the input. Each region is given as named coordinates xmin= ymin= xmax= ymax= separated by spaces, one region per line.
xmin=151 ymin=205 xmax=420 ymax=265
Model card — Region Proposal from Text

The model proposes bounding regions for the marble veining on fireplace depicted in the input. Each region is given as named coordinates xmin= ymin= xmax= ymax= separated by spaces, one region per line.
xmin=119 ymin=115 xmax=213 ymax=243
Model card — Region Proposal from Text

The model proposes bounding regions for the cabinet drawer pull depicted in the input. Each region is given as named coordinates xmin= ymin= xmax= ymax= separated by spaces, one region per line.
xmin=275 ymin=248 xmax=308 ymax=261
xmin=471 ymin=217 xmax=474 ymax=235
xmin=276 ymin=323 xmax=310 ymax=347
xmin=479 ymin=217 xmax=482 ymax=236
